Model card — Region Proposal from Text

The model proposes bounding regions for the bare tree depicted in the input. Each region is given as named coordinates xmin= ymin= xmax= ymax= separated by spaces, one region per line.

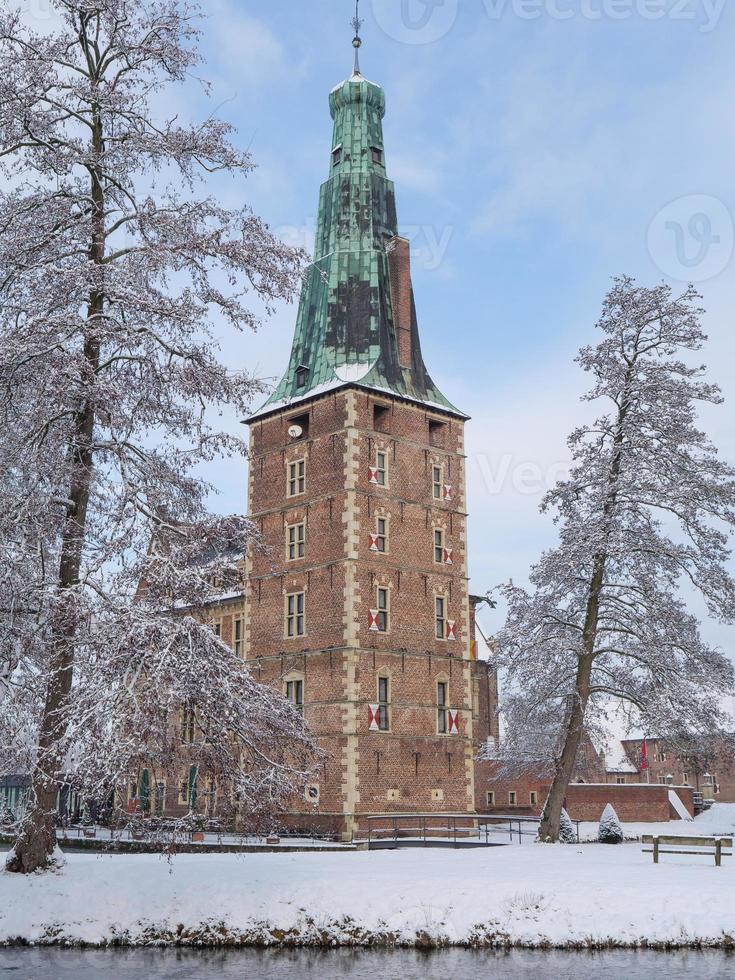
xmin=0 ymin=0 xmax=314 ymax=873
xmin=490 ymin=277 xmax=735 ymax=841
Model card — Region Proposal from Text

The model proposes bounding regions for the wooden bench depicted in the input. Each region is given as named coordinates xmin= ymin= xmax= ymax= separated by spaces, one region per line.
xmin=642 ymin=834 xmax=733 ymax=867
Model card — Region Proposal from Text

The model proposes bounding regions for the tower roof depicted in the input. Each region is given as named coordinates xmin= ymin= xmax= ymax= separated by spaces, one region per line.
xmin=249 ymin=33 xmax=465 ymax=423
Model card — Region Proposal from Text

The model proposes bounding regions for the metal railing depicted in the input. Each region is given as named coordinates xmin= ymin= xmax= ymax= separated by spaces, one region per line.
xmin=365 ymin=812 xmax=580 ymax=847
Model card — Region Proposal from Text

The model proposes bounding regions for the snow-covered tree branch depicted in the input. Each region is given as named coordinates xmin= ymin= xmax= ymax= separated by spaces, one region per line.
xmin=0 ymin=0 xmax=314 ymax=873
xmin=487 ymin=277 xmax=735 ymax=842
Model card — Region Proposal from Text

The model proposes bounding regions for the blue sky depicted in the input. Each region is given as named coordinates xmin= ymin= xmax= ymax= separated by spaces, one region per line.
xmin=178 ymin=0 xmax=735 ymax=658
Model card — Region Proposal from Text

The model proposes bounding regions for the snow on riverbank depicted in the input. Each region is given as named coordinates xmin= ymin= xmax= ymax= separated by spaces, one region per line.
xmin=2 ymin=810 xmax=735 ymax=950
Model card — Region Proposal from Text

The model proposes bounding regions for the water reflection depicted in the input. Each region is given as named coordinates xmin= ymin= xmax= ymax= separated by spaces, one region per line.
xmin=1 ymin=947 xmax=734 ymax=980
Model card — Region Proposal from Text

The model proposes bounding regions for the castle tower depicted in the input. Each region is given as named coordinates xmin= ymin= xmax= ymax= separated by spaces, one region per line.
xmin=244 ymin=30 xmax=476 ymax=839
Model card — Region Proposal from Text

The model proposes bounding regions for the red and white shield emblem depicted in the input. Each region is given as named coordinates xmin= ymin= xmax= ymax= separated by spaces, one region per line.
xmin=369 ymin=534 xmax=380 ymax=552
xmin=448 ymin=709 xmax=459 ymax=735
xmin=368 ymin=609 xmax=380 ymax=632
xmin=446 ymin=619 xmax=456 ymax=640
xmin=368 ymin=704 xmax=381 ymax=731
xmin=444 ymin=547 xmax=453 ymax=565
xmin=368 ymin=467 xmax=379 ymax=485
xmin=443 ymin=484 xmax=453 ymax=501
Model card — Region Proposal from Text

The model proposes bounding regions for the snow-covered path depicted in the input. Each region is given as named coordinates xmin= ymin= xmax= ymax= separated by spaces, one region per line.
xmin=2 ymin=809 xmax=735 ymax=949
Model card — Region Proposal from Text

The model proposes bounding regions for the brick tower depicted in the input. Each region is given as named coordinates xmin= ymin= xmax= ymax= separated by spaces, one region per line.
xmin=244 ymin=32 xmax=477 ymax=839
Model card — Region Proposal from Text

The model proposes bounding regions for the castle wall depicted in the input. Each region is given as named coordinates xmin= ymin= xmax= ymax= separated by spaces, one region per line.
xmin=245 ymin=387 xmax=478 ymax=837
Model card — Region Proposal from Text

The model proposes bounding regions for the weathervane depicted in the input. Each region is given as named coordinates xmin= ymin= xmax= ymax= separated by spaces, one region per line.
xmin=351 ymin=0 xmax=363 ymax=75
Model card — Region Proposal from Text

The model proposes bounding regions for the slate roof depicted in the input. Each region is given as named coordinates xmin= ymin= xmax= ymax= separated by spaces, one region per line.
xmin=249 ymin=68 xmax=464 ymax=422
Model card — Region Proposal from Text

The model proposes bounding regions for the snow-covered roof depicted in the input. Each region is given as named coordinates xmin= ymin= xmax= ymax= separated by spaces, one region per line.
xmin=603 ymin=740 xmax=639 ymax=774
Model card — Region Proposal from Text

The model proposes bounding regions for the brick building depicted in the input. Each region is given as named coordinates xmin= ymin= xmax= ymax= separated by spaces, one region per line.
xmin=227 ymin=44 xmax=498 ymax=839
xmin=621 ymin=738 xmax=735 ymax=804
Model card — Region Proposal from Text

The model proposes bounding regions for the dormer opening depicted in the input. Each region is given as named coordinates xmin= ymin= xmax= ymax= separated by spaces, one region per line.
xmin=429 ymin=418 xmax=447 ymax=448
xmin=287 ymin=411 xmax=310 ymax=441
xmin=296 ymin=365 xmax=309 ymax=389
xmin=371 ymin=146 xmax=383 ymax=165
xmin=332 ymin=145 xmax=342 ymax=167
xmin=373 ymin=402 xmax=390 ymax=433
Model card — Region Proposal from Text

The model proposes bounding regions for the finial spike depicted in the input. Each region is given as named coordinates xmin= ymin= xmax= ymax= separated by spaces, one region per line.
xmin=351 ymin=0 xmax=363 ymax=76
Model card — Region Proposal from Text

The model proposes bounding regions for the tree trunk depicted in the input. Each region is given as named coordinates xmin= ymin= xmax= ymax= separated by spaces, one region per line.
xmin=538 ymin=374 xmax=633 ymax=842
xmin=538 ymin=574 xmax=600 ymax=841
xmin=6 ymin=100 xmax=104 ymax=874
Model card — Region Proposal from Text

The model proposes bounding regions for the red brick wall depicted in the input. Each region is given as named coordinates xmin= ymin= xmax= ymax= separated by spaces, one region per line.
xmin=475 ymin=764 xmax=695 ymax=823
xmin=566 ymin=784 xmax=695 ymax=823
xmin=245 ymin=387 xmax=476 ymax=837
xmin=387 ymin=237 xmax=412 ymax=369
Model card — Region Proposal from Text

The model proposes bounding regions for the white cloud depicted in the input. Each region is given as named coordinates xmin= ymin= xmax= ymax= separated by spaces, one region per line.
xmin=389 ymin=152 xmax=442 ymax=194
xmin=203 ymin=2 xmax=285 ymax=86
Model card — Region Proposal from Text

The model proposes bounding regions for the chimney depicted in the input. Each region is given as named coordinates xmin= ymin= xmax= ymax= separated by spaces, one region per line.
xmin=387 ymin=236 xmax=413 ymax=369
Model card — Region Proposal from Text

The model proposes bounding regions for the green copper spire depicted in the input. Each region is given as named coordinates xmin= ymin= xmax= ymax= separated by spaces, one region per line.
xmin=251 ymin=25 xmax=464 ymax=421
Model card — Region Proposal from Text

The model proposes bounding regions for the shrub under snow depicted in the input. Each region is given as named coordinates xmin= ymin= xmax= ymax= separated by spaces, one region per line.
xmin=598 ymin=804 xmax=624 ymax=844
xmin=558 ymin=808 xmax=577 ymax=843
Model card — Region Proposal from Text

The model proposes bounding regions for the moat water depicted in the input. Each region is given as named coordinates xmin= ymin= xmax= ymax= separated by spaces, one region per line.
xmin=1 ymin=948 xmax=734 ymax=979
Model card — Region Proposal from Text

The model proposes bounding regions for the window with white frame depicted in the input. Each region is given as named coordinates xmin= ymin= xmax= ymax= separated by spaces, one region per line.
xmin=437 ymin=680 xmax=448 ymax=734
xmin=233 ymin=617 xmax=243 ymax=657
xmin=287 ymin=459 xmax=306 ymax=497
xmin=376 ymin=587 xmax=389 ymax=633
xmin=154 ymin=781 xmax=166 ymax=816
xmin=378 ymin=675 xmax=390 ymax=731
xmin=432 ymin=464 xmax=443 ymax=500
xmin=508 ymin=791 xmax=517 ymax=806
xmin=287 ymin=521 xmax=305 ymax=560
xmin=434 ymin=528 xmax=444 ymax=564
xmin=682 ymin=772 xmax=689 ymax=785
xmin=286 ymin=592 xmax=305 ymax=638
xmin=375 ymin=450 xmax=387 ymax=486
xmin=181 ymin=705 xmax=196 ymax=744
xmin=286 ymin=678 xmax=304 ymax=714
xmin=486 ymin=791 xmax=495 ymax=807
xmin=374 ymin=517 xmax=388 ymax=553
xmin=435 ymin=595 xmax=446 ymax=640
xmin=530 ymin=791 xmax=538 ymax=806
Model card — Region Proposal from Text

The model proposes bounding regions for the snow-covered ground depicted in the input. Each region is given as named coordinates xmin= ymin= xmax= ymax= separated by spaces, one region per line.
xmin=2 ymin=806 xmax=734 ymax=950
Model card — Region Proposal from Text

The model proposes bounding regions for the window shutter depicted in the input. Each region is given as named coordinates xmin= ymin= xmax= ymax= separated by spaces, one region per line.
xmin=369 ymin=534 xmax=380 ymax=552
xmin=368 ymin=609 xmax=380 ymax=632
xmin=444 ymin=547 xmax=453 ymax=565
xmin=368 ymin=466 xmax=379 ymax=485
xmin=443 ymin=484 xmax=454 ymax=502
xmin=446 ymin=619 xmax=457 ymax=640
xmin=448 ymin=709 xmax=459 ymax=735
xmin=368 ymin=705 xmax=381 ymax=731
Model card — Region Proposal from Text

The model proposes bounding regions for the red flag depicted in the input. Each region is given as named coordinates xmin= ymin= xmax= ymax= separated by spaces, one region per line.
xmin=640 ymin=739 xmax=648 ymax=771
